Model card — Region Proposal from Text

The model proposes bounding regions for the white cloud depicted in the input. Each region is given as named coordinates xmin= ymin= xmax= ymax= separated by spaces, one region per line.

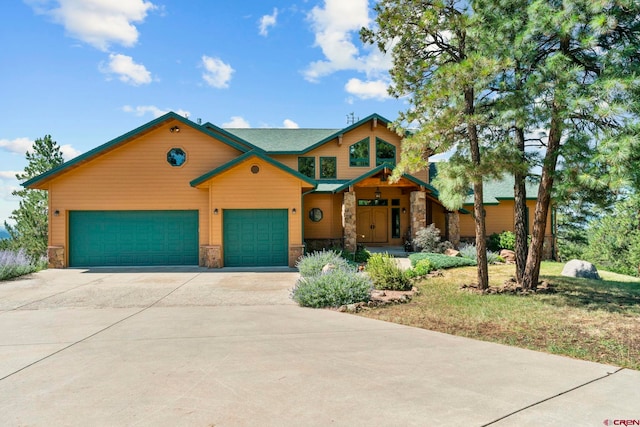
xmin=0 ymin=171 xmax=20 ymax=180
xmin=304 ymin=0 xmax=390 ymax=83
xmin=101 ymin=53 xmax=152 ymax=85
xmin=26 ymin=0 xmax=156 ymax=51
xmin=60 ymin=144 xmax=82 ymax=160
xmin=0 ymin=138 xmax=33 ymax=155
xmin=122 ymin=105 xmax=190 ymax=119
xmin=259 ymin=8 xmax=278 ymax=36
xmin=345 ymin=78 xmax=390 ymax=100
xmin=201 ymin=56 xmax=234 ymax=89
xmin=222 ymin=116 xmax=250 ymax=128
xmin=283 ymin=119 xmax=299 ymax=129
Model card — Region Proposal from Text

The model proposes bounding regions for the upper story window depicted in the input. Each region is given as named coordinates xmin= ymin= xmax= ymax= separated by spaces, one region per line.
xmin=349 ymin=137 xmax=370 ymax=167
xmin=298 ymin=157 xmax=315 ymax=179
xmin=319 ymin=157 xmax=337 ymax=179
xmin=167 ymin=148 xmax=186 ymax=167
xmin=376 ymin=138 xmax=396 ymax=167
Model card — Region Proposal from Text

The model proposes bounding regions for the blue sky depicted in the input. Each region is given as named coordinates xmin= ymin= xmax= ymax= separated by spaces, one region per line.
xmin=0 ymin=0 xmax=406 ymax=225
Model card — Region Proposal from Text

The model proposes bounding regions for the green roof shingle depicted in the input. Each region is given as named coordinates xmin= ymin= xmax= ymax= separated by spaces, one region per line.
xmin=223 ymin=128 xmax=340 ymax=153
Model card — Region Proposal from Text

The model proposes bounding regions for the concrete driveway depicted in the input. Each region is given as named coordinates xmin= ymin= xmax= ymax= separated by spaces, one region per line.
xmin=0 ymin=268 xmax=638 ymax=426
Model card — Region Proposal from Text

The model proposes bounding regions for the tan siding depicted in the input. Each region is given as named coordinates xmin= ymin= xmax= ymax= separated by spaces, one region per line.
xmin=271 ymin=122 xmax=429 ymax=182
xmin=47 ymin=121 xmax=244 ymax=251
xmin=207 ymin=157 xmax=303 ymax=246
xmin=303 ymin=194 xmax=341 ymax=239
xmin=459 ymin=200 xmax=553 ymax=239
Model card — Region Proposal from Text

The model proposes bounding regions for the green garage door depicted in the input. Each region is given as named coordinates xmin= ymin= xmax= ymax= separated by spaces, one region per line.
xmin=223 ymin=209 xmax=288 ymax=267
xmin=69 ymin=210 xmax=199 ymax=267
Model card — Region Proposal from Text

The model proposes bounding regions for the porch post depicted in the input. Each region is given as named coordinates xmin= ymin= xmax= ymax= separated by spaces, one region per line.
xmin=342 ymin=191 xmax=357 ymax=253
xmin=410 ymin=191 xmax=427 ymax=250
xmin=448 ymin=211 xmax=460 ymax=248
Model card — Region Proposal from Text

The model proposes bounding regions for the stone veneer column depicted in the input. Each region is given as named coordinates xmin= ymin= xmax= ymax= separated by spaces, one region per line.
xmin=342 ymin=191 xmax=357 ymax=253
xmin=200 ymin=245 xmax=222 ymax=268
xmin=289 ymin=245 xmax=305 ymax=268
xmin=447 ymin=211 xmax=460 ymax=248
xmin=47 ymin=246 xmax=65 ymax=268
xmin=410 ymin=191 xmax=426 ymax=250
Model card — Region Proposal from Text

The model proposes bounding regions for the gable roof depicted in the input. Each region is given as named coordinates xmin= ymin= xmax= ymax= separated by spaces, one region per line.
xmin=428 ymin=163 xmax=539 ymax=205
xmin=190 ymin=149 xmax=317 ymax=188
xmin=214 ymin=113 xmax=394 ymax=154
xmin=23 ymin=112 xmax=259 ymax=189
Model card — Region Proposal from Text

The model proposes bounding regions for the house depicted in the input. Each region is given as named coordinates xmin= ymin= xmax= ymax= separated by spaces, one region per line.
xmin=24 ymin=112 xmax=554 ymax=268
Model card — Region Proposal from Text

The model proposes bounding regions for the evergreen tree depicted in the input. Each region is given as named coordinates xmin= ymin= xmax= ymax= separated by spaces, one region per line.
xmin=362 ymin=0 xmax=507 ymax=290
xmin=5 ymin=135 xmax=64 ymax=259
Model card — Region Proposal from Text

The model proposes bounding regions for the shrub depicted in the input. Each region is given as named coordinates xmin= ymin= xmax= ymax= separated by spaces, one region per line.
xmin=340 ymin=247 xmax=371 ymax=263
xmin=366 ymin=252 xmax=412 ymax=290
xmin=414 ymin=258 xmax=433 ymax=276
xmin=0 ymin=249 xmax=46 ymax=281
xmin=498 ymin=231 xmax=516 ymax=251
xmin=459 ymin=243 xmax=503 ymax=264
xmin=291 ymin=268 xmax=372 ymax=308
xmin=409 ymin=252 xmax=477 ymax=270
xmin=413 ymin=224 xmax=442 ymax=253
xmin=296 ymin=250 xmax=350 ymax=277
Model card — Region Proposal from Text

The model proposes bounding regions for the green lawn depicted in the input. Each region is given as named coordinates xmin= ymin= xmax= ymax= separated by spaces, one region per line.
xmin=358 ymin=262 xmax=640 ymax=370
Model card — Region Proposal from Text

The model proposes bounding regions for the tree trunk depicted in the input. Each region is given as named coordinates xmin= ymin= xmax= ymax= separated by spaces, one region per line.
xmin=466 ymin=88 xmax=489 ymax=290
xmin=513 ymin=127 xmax=528 ymax=284
xmin=522 ymin=107 xmax=562 ymax=290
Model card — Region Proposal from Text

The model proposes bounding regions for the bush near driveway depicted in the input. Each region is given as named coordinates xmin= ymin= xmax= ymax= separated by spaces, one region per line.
xmin=0 ymin=249 xmax=47 ymax=281
xmin=366 ymin=252 xmax=412 ymax=291
xmin=295 ymin=250 xmax=350 ymax=277
xmin=291 ymin=267 xmax=372 ymax=308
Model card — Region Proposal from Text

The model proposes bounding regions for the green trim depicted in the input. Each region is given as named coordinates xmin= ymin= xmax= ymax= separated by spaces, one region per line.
xmin=24 ymin=112 xmax=254 ymax=188
xmin=262 ymin=113 xmax=393 ymax=154
xmin=328 ymin=164 xmax=440 ymax=196
xmin=375 ymin=137 xmax=396 ymax=167
xmin=319 ymin=156 xmax=337 ymax=179
xmin=190 ymin=149 xmax=317 ymax=187
xmin=298 ymin=156 xmax=315 ymax=179
xmin=201 ymin=122 xmax=265 ymax=152
xmin=349 ymin=137 xmax=370 ymax=167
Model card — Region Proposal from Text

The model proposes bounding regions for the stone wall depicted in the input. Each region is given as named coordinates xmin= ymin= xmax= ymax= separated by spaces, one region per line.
xmin=199 ymin=245 xmax=222 ymax=268
xmin=304 ymin=238 xmax=344 ymax=252
xmin=410 ymin=191 xmax=426 ymax=250
xmin=47 ymin=246 xmax=65 ymax=269
xmin=289 ymin=245 xmax=305 ymax=268
xmin=343 ymin=191 xmax=357 ymax=253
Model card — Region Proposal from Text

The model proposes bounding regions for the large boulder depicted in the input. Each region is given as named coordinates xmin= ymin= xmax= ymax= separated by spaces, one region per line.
xmin=561 ymin=259 xmax=601 ymax=280
xmin=499 ymin=249 xmax=516 ymax=264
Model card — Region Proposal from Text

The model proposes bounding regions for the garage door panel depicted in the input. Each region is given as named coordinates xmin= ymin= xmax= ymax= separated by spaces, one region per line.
xmin=69 ymin=210 xmax=198 ymax=267
xmin=223 ymin=209 xmax=288 ymax=267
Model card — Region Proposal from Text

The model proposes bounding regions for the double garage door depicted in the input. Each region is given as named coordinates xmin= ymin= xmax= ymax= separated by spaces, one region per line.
xmin=68 ymin=209 xmax=288 ymax=268
xmin=69 ymin=210 xmax=199 ymax=267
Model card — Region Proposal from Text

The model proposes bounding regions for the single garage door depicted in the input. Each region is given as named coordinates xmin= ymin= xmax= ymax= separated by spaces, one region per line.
xmin=223 ymin=209 xmax=288 ymax=267
xmin=69 ymin=210 xmax=199 ymax=267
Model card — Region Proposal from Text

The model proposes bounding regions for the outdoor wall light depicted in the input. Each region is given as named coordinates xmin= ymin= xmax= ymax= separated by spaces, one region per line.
xmin=402 ymin=207 xmax=407 ymax=214
xmin=54 ymin=210 xmax=60 ymax=216
xmin=213 ymin=208 xmax=219 ymax=215
xmin=292 ymin=208 xmax=297 ymax=214
xmin=170 ymin=126 xmax=180 ymax=133
xmin=375 ymin=187 xmax=381 ymax=199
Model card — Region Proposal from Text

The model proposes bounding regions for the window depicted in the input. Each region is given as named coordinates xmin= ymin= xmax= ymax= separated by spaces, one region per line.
xmin=319 ymin=157 xmax=337 ymax=179
xmin=309 ymin=208 xmax=323 ymax=222
xmin=298 ymin=157 xmax=315 ymax=179
xmin=376 ymin=138 xmax=396 ymax=166
xmin=167 ymin=148 xmax=186 ymax=167
xmin=392 ymin=208 xmax=401 ymax=238
xmin=358 ymin=199 xmax=388 ymax=206
xmin=349 ymin=138 xmax=370 ymax=167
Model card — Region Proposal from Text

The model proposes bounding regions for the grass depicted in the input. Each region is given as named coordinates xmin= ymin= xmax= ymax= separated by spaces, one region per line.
xmin=357 ymin=261 xmax=640 ymax=370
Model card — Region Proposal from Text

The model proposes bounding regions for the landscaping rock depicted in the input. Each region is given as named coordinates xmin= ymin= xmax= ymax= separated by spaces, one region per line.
xmin=561 ymin=259 xmax=601 ymax=280
xmin=444 ymin=248 xmax=461 ymax=257
xmin=500 ymin=249 xmax=516 ymax=263
xmin=321 ymin=263 xmax=336 ymax=275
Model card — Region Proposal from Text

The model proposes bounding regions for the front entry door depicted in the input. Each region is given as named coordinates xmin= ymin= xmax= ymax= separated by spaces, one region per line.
xmin=357 ymin=207 xmax=388 ymax=243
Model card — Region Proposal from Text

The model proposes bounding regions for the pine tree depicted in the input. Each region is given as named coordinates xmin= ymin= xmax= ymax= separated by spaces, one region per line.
xmin=5 ymin=135 xmax=64 ymax=259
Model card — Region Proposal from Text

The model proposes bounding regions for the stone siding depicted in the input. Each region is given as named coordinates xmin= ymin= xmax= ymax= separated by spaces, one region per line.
xmin=343 ymin=191 xmax=357 ymax=253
